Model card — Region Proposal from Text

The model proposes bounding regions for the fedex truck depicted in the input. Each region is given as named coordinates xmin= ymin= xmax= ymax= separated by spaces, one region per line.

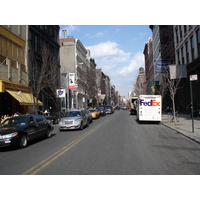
xmin=136 ymin=95 xmax=162 ymax=123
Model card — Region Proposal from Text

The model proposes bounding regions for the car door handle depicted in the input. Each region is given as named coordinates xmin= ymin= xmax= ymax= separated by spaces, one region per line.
xmin=35 ymin=124 xmax=39 ymax=127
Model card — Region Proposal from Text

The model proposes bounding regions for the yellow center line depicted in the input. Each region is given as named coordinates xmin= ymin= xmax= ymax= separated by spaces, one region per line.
xmin=22 ymin=118 xmax=110 ymax=175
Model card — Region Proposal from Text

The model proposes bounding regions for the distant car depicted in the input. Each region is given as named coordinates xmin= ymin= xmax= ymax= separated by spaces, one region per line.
xmin=59 ymin=109 xmax=89 ymax=131
xmin=104 ymin=105 xmax=114 ymax=114
xmin=0 ymin=115 xmax=54 ymax=148
xmin=97 ymin=107 xmax=106 ymax=116
xmin=121 ymin=105 xmax=128 ymax=110
xmin=88 ymin=108 xmax=100 ymax=119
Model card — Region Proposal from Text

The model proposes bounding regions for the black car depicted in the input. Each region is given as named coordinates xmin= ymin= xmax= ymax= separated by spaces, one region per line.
xmin=97 ymin=107 xmax=106 ymax=116
xmin=0 ymin=115 xmax=54 ymax=148
xmin=104 ymin=105 xmax=114 ymax=114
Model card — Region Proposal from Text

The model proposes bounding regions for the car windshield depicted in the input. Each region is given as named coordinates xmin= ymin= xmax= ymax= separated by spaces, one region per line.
xmin=64 ymin=111 xmax=81 ymax=117
xmin=0 ymin=117 xmax=27 ymax=127
xmin=105 ymin=106 xmax=111 ymax=109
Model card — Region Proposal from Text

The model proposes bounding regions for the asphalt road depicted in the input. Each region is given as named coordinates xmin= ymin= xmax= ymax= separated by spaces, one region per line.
xmin=1 ymin=110 xmax=200 ymax=175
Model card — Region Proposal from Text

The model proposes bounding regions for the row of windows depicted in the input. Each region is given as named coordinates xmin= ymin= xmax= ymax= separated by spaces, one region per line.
xmin=175 ymin=25 xmax=193 ymax=44
xmin=177 ymin=28 xmax=200 ymax=64
xmin=28 ymin=30 xmax=59 ymax=58
xmin=0 ymin=35 xmax=25 ymax=65
xmin=36 ymin=25 xmax=59 ymax=43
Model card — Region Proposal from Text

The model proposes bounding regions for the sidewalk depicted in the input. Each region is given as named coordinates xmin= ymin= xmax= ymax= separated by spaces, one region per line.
xmin=162 ymin=113 xmax=200 ymax=143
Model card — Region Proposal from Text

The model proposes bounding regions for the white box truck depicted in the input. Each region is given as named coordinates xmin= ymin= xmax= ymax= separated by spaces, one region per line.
xmin=136 ymin=95 xmax=162 ymax=123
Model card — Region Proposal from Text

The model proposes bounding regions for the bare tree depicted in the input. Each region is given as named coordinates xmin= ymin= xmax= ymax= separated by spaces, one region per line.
xmin=158 ymin=74 xmax=169 ymax=101
xmin=163 ymin=73 xmax=182 ymax=124
xmin=28 ymin=41 xmax=60 ymax=113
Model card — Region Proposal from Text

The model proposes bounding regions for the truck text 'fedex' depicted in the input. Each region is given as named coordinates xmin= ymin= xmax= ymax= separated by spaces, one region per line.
xmin=137 ymin=95 xmax=162 ymax=123
xmin=140 ymin=99 xmax=161 ymax=106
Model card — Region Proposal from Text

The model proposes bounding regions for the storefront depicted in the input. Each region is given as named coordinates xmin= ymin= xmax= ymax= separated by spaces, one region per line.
xmin=0 ymin=80 xmax=42 ymax=116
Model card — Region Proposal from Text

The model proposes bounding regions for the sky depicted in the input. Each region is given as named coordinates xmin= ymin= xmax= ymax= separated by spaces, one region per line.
xmin=59 ymin=25 xmax=152 ymax=97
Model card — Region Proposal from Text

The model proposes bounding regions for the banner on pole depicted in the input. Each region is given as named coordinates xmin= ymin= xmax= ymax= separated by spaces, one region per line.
xmin=155 ymin=60 xmax=170 ymax=73
xmin=97 ymin=88 xmax=101 ymax=97
xmin=69 ymin=73 xmax=78 ymax=89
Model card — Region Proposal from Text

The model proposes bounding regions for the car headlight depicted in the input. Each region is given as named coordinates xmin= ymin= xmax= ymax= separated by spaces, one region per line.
xmin=0 ymin=132 xmax=18 ymax=139
xmin=74 ymin=119 xmax=81 ymax=125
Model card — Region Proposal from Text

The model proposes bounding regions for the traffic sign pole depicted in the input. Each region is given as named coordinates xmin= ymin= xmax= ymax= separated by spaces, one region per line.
xmin=190 ymin=80 xmax=194 ymax=133
xmin=189 ymin=74 xmax=198 ymax=133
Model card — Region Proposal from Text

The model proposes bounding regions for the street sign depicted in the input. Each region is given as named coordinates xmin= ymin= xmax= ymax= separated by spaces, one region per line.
xmin=190 ymin=74 xmax=198 ymax=81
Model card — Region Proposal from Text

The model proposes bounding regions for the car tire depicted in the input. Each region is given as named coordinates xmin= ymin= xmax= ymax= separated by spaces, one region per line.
xmin=46 ymin=128 xmax=52 ymax=138
xmin=86 ymin=120 xmax=89 ymax=127
xmin=79 ymin=122 xmax=84 ymax=130
xmin=19 ymin=134 xmax=28 ymax=148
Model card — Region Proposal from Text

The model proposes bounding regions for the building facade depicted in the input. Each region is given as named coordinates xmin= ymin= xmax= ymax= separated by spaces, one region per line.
xmin=28 ymin=25 xmax=60 ymax=113
xmin=0 ymin=25 xmax=34 ymax=116
xmin=173 ymin=25 xmax=200 ymax=112
xmin=59 ymin=37 xmax=90 ymax=109
xmin=0 ymin=25 xmax=60 ymax=116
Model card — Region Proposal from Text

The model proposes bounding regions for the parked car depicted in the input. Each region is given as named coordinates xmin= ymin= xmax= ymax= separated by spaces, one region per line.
xmin=81 ymin=109 xmax=93 ymax=124
xmin=0 ymin=115 xmax=54 ymax=148
xmin=88 ymin=108 xmax=100 ymax=119
xmin=97 ymin=107 xmax=106 ymax=116
xmin=59 ymin=109 xmax=89 ymax=131
xmin=104 ymin=105 xmax=114 ymax=114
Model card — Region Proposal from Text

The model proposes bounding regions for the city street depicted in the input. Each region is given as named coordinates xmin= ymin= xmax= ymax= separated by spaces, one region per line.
xmin=1 ymin=110 xmax=200 ymax=175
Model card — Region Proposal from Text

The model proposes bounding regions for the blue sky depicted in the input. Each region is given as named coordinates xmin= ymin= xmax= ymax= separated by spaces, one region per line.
xmin=60 ymin=25 xmax=152 ymax=97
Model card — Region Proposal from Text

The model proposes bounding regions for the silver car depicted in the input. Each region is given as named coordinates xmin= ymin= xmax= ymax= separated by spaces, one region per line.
xmin=59 ymin=109 xmax=89 ymax=131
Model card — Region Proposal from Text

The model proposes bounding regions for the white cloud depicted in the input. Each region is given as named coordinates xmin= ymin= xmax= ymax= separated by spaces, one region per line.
xmin=118 ymin=52 xmax=144 ymax=76
xmin=87 ymin=41 xmax=130 ymax=76
xmin=86 ymin=41 xmax=144 ymax=96
xmin=87 ymin=41 xmax=130 ymax=64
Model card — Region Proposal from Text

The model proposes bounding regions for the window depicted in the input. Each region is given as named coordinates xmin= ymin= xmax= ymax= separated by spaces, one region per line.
xmin=179 ymin=25 xmax=182 ymax=40
xmin=181 ymin=47 xmax=184 ymax=64
xmin=175 ymin=28 xmax=179 ymax=44
xmin=190 ymin=35 xmax=194 ymax=61
xmin=34 ymin=34 xmax=40 ymax=52
xmin=177 ymin=51 xmax=180 ymax=65
xmin=185 ymin=41 xmax=189 ymax=63
xmin=183 ymin=25 xmax=187 ymax=34
xmin=29 ymin=31 xmax=34 ymax=48
xmin=35 ymin=115 xmax=45 ymax=122
xmin=196 ymin=29 xmax=200 ymax=57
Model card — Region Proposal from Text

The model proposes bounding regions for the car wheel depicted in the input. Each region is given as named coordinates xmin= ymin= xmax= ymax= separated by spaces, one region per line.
xmin=19 ymin=134 xmax=28 ymax=148
xmin=46 ymin=128 xmax=52 ymax=138
xmin=79 ymin=122 xmax=84 ymax=130
xmin=86 ymin=120 xmax=89 ymax=127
